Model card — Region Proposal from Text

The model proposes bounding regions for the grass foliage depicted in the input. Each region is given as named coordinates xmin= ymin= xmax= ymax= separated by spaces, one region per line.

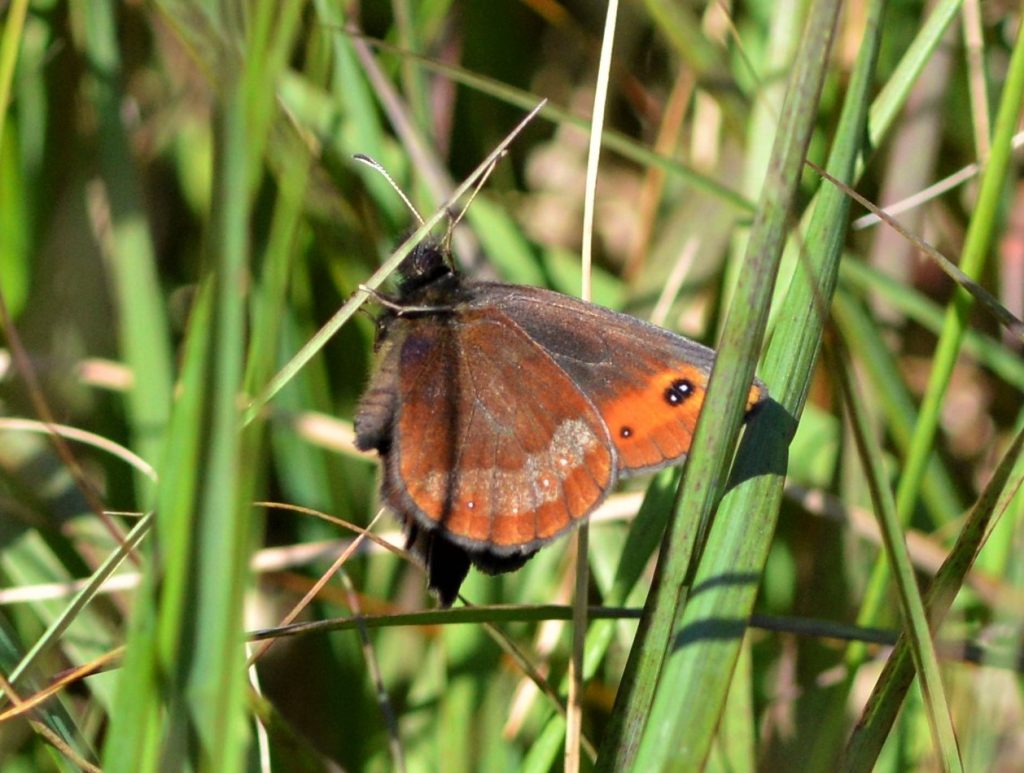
xmin=0 ymin=1 xmax=1022 ymax=770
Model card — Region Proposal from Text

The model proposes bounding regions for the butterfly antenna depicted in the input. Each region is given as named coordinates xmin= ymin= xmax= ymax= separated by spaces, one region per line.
xmin=353 ymin=154 xmax=425 ymax=227
xmin=442 ymin=150 xmax=506 ymax=249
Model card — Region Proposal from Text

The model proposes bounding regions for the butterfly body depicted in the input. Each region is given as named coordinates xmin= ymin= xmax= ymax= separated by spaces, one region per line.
xmin=355 ymin=242 xmax=766 ymax=605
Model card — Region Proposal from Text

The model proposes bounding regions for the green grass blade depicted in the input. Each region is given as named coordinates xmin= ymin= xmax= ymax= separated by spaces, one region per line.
xmin=79 ymin=0 xmax=173 ymax=498
xmin=863 ymin=0 xmax=962 ymax=160
xmin=104 ymin=286 xmax=214 ymax=772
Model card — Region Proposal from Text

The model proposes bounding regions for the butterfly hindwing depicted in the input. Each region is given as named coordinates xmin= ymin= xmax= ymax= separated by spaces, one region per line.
xmin=389 ymin=310 xmax=616 ymax=556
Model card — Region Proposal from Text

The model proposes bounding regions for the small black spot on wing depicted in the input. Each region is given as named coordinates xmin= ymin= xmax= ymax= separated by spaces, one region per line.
xmin=664 ymin=378 xmax=695 ymax=406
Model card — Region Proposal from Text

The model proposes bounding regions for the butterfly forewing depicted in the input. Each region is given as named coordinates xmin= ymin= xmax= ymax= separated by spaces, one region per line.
xmin=475 ymin=284 xmax=764 ymax=474
xmin=391 ymin=310 xmax=615 ymax=554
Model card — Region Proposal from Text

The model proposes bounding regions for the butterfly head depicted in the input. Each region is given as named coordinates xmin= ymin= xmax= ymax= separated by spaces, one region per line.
xmin=397 ymin=241 xmax=456 ymax=297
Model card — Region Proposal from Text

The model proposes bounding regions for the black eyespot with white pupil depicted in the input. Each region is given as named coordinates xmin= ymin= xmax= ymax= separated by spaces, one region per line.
xmin=620 ymin=426 xmax=633 ymax=438
xmin=664 ymin=378 xmax=695 ymax=406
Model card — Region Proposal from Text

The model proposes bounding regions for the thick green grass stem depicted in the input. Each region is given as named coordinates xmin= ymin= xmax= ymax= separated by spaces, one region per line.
xmin=600 ymin=0 xmax=864 ymax=769
xmin=621 ymin=0 xmax=886 ymax=768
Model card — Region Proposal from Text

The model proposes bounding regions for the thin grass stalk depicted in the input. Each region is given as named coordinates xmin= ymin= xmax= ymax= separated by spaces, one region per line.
xmin=567 ymin=1 xmax=620 ymax=767
xmin=0 ymin=4 xmax=135 ymax=555
xmin=106 ymin=1 xmax=301 ymax=766
xmin=971 ymin=412 xmax=1024 ymax=577
xmin=721 ymin=0 xmax=804 ymax=316
xmin=391 ymin=0 xmax=431 ymax=165
xmin=521 ymin=471 xmax=680 ymax=771
xmin=0 ymin=665 xmax=99 ymax=772
xmin=763 ymin=0 xmax=964 ymax=346
xmin=831 ymin=292 xmax=963 ymax=523
xmin=0 ymin=630 xmax=97 ymax=766
xmin=6 ymin=513 xmax=151 ymax=690
xmin=828 ymin=344 xmax=963 ymax=772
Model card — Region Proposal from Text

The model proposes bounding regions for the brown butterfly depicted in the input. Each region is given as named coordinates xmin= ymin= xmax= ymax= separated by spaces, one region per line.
xmin=355 ymin=241 xmax=766 ymax=606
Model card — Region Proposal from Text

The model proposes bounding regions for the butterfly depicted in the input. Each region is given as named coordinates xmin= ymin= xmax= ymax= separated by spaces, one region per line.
xmin=355 ymin=240 xmax=767 ymax=606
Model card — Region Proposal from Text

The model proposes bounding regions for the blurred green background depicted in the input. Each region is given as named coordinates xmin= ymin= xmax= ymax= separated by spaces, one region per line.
xmin=0 ymin=1 xmax=1022 ymax=771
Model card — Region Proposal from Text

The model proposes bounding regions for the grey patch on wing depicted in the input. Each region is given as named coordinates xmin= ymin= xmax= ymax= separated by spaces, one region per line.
xmin=418 ymin=418 xmax=603 ymax=519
